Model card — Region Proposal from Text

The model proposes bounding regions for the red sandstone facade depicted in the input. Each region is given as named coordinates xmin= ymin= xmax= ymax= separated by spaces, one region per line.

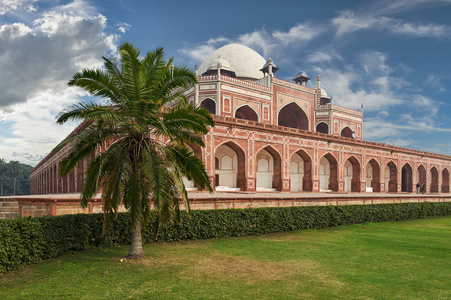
xmin=30 ymin=44 xmax=451 ymax=196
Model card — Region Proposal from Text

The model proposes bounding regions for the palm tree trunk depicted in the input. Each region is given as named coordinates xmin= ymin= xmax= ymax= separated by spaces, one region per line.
xmin=127 ymin=220 xmax=145 ymax=259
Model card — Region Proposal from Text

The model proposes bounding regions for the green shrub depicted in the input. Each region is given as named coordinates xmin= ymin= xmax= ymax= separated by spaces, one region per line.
xmin=1 ymin=202 xmax=451 ymax=273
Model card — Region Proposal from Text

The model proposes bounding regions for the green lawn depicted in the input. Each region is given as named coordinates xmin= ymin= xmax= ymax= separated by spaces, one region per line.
xmin=1 ymin=216 xmax=450 ymax=299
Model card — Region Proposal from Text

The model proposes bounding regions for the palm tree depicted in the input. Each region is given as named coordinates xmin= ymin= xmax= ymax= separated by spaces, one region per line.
xmin=10 ymin=161 xmax=22 ymax=196
xmin=56 ymin=43 xmax=214 ymax=259
xmin=0 ymin=158 xmax=5 ymax=196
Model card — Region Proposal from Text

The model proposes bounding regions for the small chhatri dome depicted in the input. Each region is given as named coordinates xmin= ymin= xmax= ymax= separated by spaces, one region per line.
xmin=320 ymin=88 xmax=328 ymax=98
xmin=207 ymin=56 xmax=233 ymax=71
xmin=260 ymin=57 xmax=279 ymax=76
xmin=293 ymin=70 xmax=310 ymax=86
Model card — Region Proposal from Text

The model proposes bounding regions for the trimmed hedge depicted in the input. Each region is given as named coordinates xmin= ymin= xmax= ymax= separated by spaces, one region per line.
xmin=1 ymin=201 xmax=451 ymax=273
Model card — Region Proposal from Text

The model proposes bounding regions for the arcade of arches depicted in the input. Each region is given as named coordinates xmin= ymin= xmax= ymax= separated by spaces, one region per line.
xmin=31 ymin=121 xmax=451 ymax=195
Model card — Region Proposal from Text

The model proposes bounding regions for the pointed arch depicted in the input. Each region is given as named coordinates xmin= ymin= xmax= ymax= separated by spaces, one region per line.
xmin=344 ymin=156 xmax=361 ymax=192
xmin=214 ymin=141 xmax=246 ymax=191
xmin=182 ymin=143 xmax=204 ymax=191
xmin=385 ymin=161 xmax=397 ymax=192
xmin=278 ymin=102 xmax=309 ymax=130
xmin=234 ymin=104 xmax=259 ymax=122
xmin=442 ymin=168 xmax=449 ymax=193
xmin=366 ymin=159 xmax=380 ymax=192
xmin=316 ymin=122 xmax=329 ymax=134
xmin=417 ymin=165 xmax=427 ymax=186
xmin=430 ymin=166 xmax=439 ymax=193
xmin=319 ymin=153 xmax=338 ymax=192
xmin=200 ymin=98 xmax=216 ymax=115
xmin=341 ymin=126 xmax=353 ymax=138
xmin=290 ymin=149 xmax=312 ymax=192
xmin=402 ymin=163 xmax=413 ymax=192
xmin=255 ymin=145 xmax=282 ymax=191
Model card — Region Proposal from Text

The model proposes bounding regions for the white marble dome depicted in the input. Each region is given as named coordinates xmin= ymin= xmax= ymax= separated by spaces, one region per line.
xmin=198 ymin=44 xmax=266 ymax=80
xmin=320 ymin=88 xmax=328 ymax=98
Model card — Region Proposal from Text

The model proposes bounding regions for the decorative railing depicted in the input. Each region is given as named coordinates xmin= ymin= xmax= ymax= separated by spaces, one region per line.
xmin=219 ymin=76 xmax=271 ymax=91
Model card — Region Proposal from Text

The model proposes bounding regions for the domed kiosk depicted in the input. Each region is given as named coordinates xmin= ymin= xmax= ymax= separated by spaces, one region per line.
xmin=198 ymin=44 xmax=266 ymax=81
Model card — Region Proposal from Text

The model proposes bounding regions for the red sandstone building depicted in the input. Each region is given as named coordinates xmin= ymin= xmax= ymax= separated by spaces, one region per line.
xmin=30 ymin=44 xmax=451 ymax=196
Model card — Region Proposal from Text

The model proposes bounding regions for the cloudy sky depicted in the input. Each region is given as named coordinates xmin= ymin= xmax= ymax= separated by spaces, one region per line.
xmin=1 ymin=0 xmax=451 ymax=166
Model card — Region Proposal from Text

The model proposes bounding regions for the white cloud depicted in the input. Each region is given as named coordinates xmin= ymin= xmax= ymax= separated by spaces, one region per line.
xmin=0 ymin=0 xmax=38 ymax=15
xmin=117 ymin=22 xmax=131 ymax=34
xmin=307 ymin=51 xmax=337 ymax=64
xmin=312 ymin=50 xmax=404 ymax=111
xmin=0 ymin=0 xmax=123 ymax=165
xmin=180 ymin=37 xmax=230 ymax=62
xmin=237 ymin=30 xmax=276 ymax=58
xmin=370 ymin=0 xmax=451 ymax=16
xmin=272 ymin=23 xmax=322 ymax=46
xmin=181 ymin=23 xmax=324 ymax=64
xmin=332 ymin=10 xmax=450 ymax=38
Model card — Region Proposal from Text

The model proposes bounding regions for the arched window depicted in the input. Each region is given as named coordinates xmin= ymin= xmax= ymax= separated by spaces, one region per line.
xmin=278 ymin=103 xmax=309 ymax=130
xmin=235 ymin=105 xmax=258 ymax=122
xmin=316 ymin=122 xmax=329 ymax=134
xmin=200 ymin=98 xmax=216 ymax=115
xmin=341 ymin=127 xmax=353 ymax=138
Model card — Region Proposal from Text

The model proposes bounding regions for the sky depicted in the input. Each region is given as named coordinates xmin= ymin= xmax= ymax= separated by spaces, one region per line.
xmin=1 ymin=0 xmax=451 ymax=166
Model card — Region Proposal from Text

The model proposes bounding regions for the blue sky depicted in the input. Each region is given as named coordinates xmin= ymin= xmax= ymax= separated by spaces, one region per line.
xmin=1 ymin=0 xmax=451 ymax=166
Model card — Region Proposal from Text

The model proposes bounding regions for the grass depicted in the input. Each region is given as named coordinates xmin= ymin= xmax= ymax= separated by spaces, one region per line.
xmin=1 ymin=216 xmax=450 ymax=299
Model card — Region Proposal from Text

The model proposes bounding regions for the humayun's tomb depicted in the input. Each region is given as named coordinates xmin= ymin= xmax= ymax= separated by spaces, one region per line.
xmin=17 ymin=43 xmax=451 ymax=217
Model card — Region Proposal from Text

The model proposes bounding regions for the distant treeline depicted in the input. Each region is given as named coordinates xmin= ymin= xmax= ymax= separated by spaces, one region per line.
xmin=0 ymin=161 xmax=32 ymax=196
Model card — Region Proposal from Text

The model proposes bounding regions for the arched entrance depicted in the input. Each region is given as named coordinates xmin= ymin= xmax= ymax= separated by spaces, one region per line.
xmin=235 ymin=105 xmax=258 ymax=122
xmin=344 ymin=156 xmax=360 ymax=192
xmin=384 ymin=161 xmax=397 ymax=192
xmin=417 ymin=165 xmax=426 ymax=193
xmin=256 ymin=147 xmax=282 ymax=191
xmin=290 ymin=150 xmax=312 ymax=192
xmin=430 ymin=167 xmax=439 ymax=193
xmin=278 ymin=103 xmax=309 ymax=130
xmin=215 ymin=142 xmax=245 ymax=191
xmin=402 ymin=163 xmax=413 ymax=192
xmin=442 ymin=168 xmax=450 ymax=193
xmin=182 ymin=144 xmax=203 ymax=191
xmin=316 ymin=122 xmax=329 ymax=134
xmin=366 ymin=159 xmax=380 ymax=192
xmin=200 ymin=98 xmax=216 ymax=115
xmin=319 ymin=154 xmax=338 ymax=192
xmin=341 ymin=127 xmax=353 ymax=138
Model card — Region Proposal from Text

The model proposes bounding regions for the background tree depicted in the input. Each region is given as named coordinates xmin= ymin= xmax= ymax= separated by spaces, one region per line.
xmin=10 ymin=161 xmax=22 ymax=196
xmin=0 ymin=158 xmax=5 ymax=196
xmin=57 ymin=43 xmax=214 ymax=259
xmin=0 ymin=161 xmax=32 ymax=196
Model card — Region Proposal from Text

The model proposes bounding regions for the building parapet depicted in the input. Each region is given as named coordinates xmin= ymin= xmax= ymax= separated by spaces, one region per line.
xmin=332 ymin=104 xmax=363 ymax=117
